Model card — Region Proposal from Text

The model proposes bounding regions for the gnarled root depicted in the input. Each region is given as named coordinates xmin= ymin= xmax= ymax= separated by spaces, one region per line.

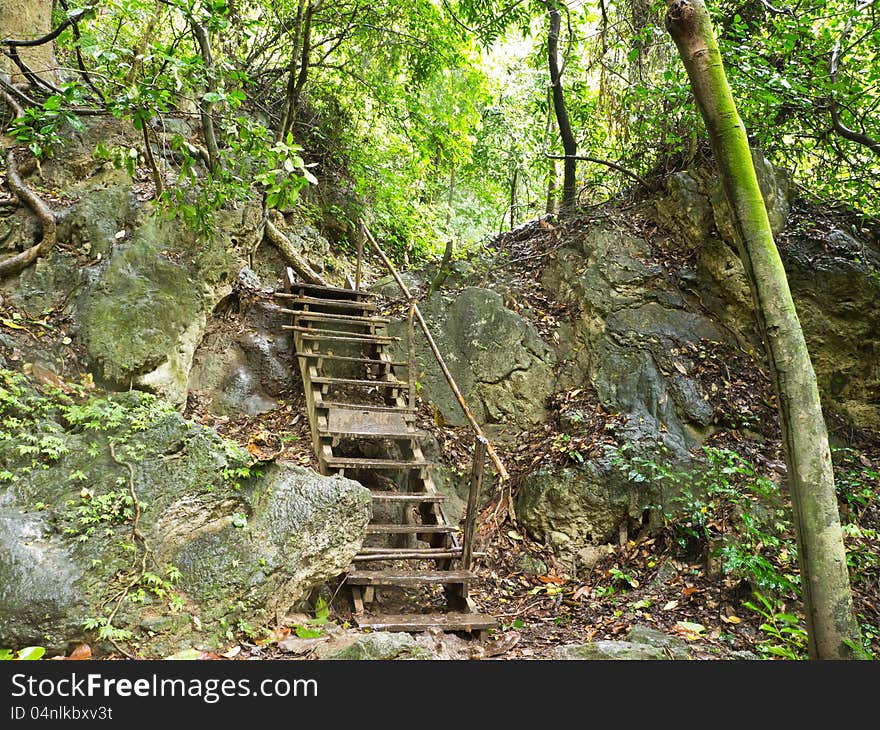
xmin=0 ymin=150 xmax=56 ymax=279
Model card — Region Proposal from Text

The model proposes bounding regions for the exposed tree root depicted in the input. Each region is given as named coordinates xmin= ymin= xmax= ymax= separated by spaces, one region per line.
xmin=0 ymin=150 xmax=56 ymax=280
xmin=265 ymin=218 xmax=328 ymax=286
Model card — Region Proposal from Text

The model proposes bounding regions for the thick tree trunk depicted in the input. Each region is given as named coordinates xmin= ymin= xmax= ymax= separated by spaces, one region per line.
xmin=547 ymin=3 xmax=577 ymax=215
xmin=666 ymin=0 xmax=863 ymax=660
xmin=0 ymin=0 xmax=59 ymax=86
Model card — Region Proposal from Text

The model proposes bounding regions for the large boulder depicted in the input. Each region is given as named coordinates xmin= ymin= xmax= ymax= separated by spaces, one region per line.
xmin=0 ymin=372 xmax=371 ymax=657
xmin=388 ymin=287 xmax=556 ymax=429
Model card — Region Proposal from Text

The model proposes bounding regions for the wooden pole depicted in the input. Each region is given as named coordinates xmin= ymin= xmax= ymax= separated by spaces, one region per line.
xmin=407 ymin=298 xmax=416 ymax=411
xmin=462 ymin=436 xmax=487 ymax=571
xmin=356 ymin=220 xmax=364 ymax=293
xmin=362 ymin=223 xmax=510 ymax=481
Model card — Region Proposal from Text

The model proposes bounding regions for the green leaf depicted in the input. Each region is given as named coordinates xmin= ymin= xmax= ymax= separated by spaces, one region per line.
xmin=295 ymin=626 xmax=322 ymax=639
xmin=17 ymin=646 xmax=46 ymax=661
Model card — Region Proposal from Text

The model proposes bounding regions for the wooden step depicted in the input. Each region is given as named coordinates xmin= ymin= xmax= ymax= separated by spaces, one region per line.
xmin=319 ymin=426 xmax=417 ymax=440
xmin=284 ymin=311 xmax=390 ymax=325
xmin=286 ymin=328 xmax=399 ymax=344
xmin=353 ymin=613 xmax=497 ymax=632
xmin=317 ymin=401 xmax=414 ymax=415
xmin=311 ymin=376 xmax=408 ymax=389
xmin=323 ymin=457 xmax=429 ymax=470
xmin=275 ymin=295 xmax=377 ymax=311
xmin=345 ymin=569 xmax=474 ymax=587
xmin=365 ymin=524 xmax=454 ymax=534
xmin=369 ymin=491 xmax=445 ymax=502
xmin=296 ymin=353 xmax=408 ymax=367
xmin=353 ymin=547 xmax=461 ymax=562
xmin=287 ymin=282 xmax=378 ymax=299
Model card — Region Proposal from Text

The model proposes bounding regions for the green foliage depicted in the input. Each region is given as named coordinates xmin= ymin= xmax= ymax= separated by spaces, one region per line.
xmin=743 ymin=591 xmax=809 ymax=660
xmin=608 ymin=443 xmax=798 ymax=596
xmin=9 ymin=84 xmax=85 ymax=158
xmin=0 ymin=646 xmax=46 ymax=661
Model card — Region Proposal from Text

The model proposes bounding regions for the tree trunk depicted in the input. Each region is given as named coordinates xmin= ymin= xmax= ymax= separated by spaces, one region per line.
xmin=546 ymin=2 xmax=577 ymax=215
xmin=0 ymin=0 xmax=58 ymax=86
xmin=545 ymin=158 xmax=559 ymax=215
xmin=666 ymin=0 xmax=863 ymax=660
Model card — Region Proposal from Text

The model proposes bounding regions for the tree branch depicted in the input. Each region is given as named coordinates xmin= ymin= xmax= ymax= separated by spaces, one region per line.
xmin=1 ymin=8 xmax=90 ymax=48
xmin=265 ymin=219 xmax=328 ymax=285
xmin=544 ymin=152 xmax=652 ymax=190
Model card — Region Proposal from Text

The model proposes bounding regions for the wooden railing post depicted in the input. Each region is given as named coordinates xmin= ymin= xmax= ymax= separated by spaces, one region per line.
xmin=407 ymin=297 xmax=416 ymax=411
xmin=360 ymin=222 xmax=510 ymax=482
xmin=462 ymin=436 xmax=487 ymax=571
xmin=356 ymin=221 xmax=365 ymax=293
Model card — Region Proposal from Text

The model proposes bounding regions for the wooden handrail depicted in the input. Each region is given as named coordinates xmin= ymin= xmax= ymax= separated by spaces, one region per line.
xmin=462 ymin=436 xmax=487 ymax=571
xmin=361 ymin=222 xmax=510 ymax=482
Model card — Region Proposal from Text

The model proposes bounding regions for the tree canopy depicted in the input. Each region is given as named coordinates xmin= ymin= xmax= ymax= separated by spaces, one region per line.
xmin=2 ymin=0 xmax=877 ymax=252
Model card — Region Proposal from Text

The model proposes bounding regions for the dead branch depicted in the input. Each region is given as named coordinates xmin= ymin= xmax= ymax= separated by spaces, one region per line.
xmin=544 ymin=151 xmax=654 ymax=190
xmin=265 ymin=219 xmax=328 ymax=285
xmin=0 ymin=150 xmax=56 ymax=279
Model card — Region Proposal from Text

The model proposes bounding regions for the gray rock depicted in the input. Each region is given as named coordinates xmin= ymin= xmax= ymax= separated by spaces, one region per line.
xmin=0 ymin=380 xmax=371 ymax=656
xmin=389 ymin=287 xmax=556 ymax=428
xmin=554 ymin=640 xmax=669 ymax=660
xmin=626 ymin=624 xmax=692 ymax=660
xmin=516 ymin=553 xmax=549 ymax=576
xmin=212 ymin=365 xmax=276 ymax=416
xmin=516 ymin=463 xmax=646 ymax=570
xmin=278 ymin=636 xmax=329 ymax=655
xmin=322 ymin=632 xmax=431 ymax=660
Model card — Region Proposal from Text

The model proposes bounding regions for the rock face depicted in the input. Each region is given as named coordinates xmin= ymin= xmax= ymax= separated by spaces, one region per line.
xmin=389 ymin=287 xmax=556 ymax=429
xmin=0 ymin=375 xmax=371 ymax=656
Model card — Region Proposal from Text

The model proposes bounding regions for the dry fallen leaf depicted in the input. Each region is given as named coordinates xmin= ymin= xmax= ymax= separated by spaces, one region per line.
xmin=68 ymin=644 xmax=92 ymax=660
xmin=663 ymin=600 xmax=679 ymax=611
xmin=673 ymin=361 xmax=688 ymax=375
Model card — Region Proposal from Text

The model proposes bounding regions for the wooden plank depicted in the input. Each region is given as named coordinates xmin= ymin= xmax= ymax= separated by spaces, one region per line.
xmin=365 ymin=524 xmax=454 ymax=534
xmin=369 ymin=491 xmax=445 ymax=502
xmin=353 ymin=549 xmax=461 ymax=561
xmin=312 ymin=376 xmax=408 ymax=388
xmin=318 ymin=401 xmax=414 ymax=414
xmin=288 ymin=281 xmax=378 ymax=299
xmin=324 ymin=457 xmax=430 ymax=470
xmin=273 ymin=295 xmax=377 ymax=311
xmin=296 ymin=353 xmax=407 ymax=367
xmin=319 ymin=427 xmax=417 ymax=440
xmin=345 ymin=570 xmax=474 ymax=586
xmin=357 ymin=545 xmax=458 ymax=554
xmin=286 ymin=328 xmax=399 ymax=344
xmin=284 ymin=310 xmax=390 ymax=324
xmin=354 ymin=613 xmax=497 ymax=632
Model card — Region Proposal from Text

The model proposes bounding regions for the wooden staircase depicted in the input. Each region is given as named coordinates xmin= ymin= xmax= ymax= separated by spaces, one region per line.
xmin=273 ymin=271 xmax=496 ymax=634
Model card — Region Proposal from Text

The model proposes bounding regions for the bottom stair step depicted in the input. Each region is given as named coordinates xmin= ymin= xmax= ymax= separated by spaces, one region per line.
xmin=354 ymin=612 xmax=497 ymax=632
xmin=346 ymin=569 xmax=474 ymax=586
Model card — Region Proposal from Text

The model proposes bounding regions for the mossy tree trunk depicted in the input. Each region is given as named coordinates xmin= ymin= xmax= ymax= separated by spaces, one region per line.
xmin=0 ymin=0 xmax=58 ymax=85
xmin=665 ymin=0 xmax=863 ymax=659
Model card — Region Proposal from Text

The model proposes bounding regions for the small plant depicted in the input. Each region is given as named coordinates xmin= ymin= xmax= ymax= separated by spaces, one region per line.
xmin=743 ymin=592 xmax=808 ymax=660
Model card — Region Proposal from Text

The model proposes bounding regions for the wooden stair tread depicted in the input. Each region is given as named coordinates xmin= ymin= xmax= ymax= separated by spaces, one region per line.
xmin=296 ymin=353 xmax=408 ymax=367
xmin=319 ymin=426 xmax=417 ymax=439
xmin=286 ymin=328 xmax=399 ymax=344
xmin=318 ymin=401 xmax=414 ymax=414
xmin=365 ymin=524 xmax=453 ymax=534
xmin=312 ymin=376 xmax=407 ymax=388
xmin=353 ymin=547 xmax=461 ymax=561
xmin=286 ymin=311 xmax=390 ymax=325
xmin=324 ymin=457 xmax=429 ymax=469
xmin=346 ymin=569 xmax=474 ymax=586
xmin=369 ymin=491 xmax=445 ymax=501
xmin=354 ymin=613 xmax=496 ymax=632
xmin=276 ymin=295 xmax=377 ymax=311
xmin=288 ymin=282 xmax=378 ymax=299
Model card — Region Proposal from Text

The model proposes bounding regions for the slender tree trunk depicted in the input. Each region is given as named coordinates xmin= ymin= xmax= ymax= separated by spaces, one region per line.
xmin=279 ymin=0 xmax=314 ymax=142
xmin=0 ymin=0 xmax=58 ymax=85
xmin=546 ymin=158 xmax=559 ymax=215
xmin=666 ymin=0 xmax=863 ymax=660
xmin=509 ymin=166 xmax=518 ymax=228
xmin=192 ymin=20 xmax=220 ymax=172
xmin=546 ymin=2 xmax=577 ymax=214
